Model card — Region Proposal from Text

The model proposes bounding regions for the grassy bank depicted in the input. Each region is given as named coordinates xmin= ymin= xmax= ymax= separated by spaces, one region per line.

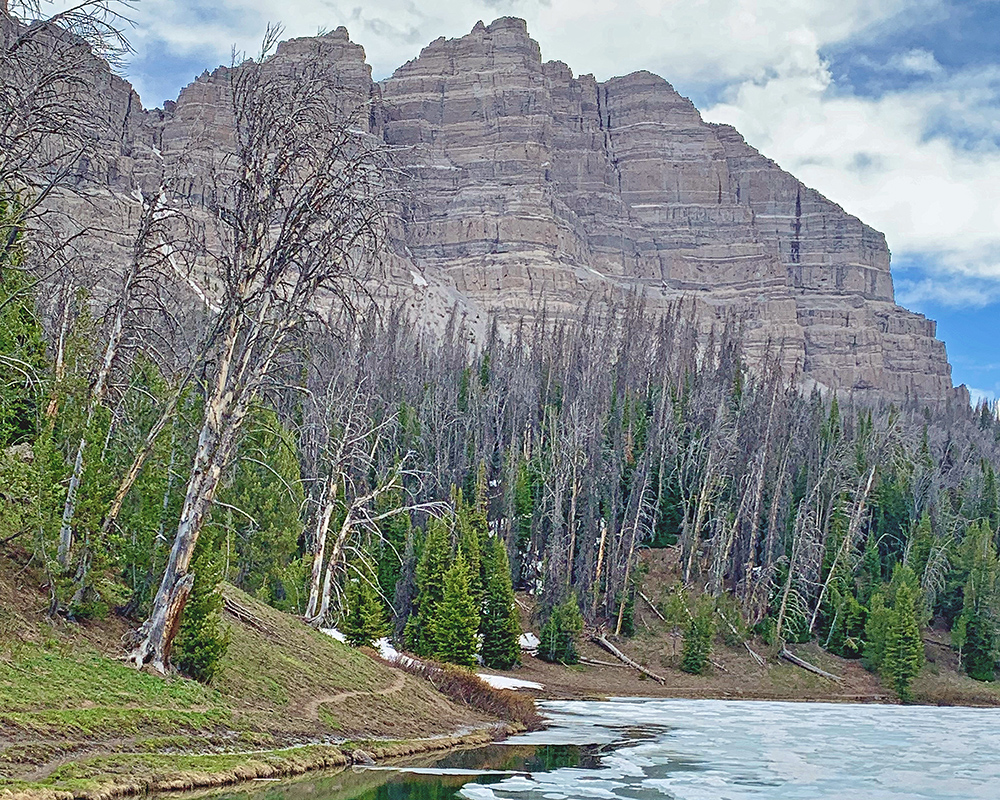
xmin=0 ymin=552 xmax=517 ymax=800
xmin=0 ymin=729 xmax=513 ymax=800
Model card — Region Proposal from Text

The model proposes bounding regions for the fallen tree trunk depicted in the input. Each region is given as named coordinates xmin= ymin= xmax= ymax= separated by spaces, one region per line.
xmin=592 ymin=635 xmax=666 ymax=684
xmin=779 ymin=647 xmax=842 ymax=682
xmin=743 ymin=641 xmax=767 ymax=667
xmin=639 ymin=591 xmax=667 ymax=622
xmin=715 ymin=607 xmax=767 ymax=667
xmin=579 ymin=656 xmax=631 ymax=669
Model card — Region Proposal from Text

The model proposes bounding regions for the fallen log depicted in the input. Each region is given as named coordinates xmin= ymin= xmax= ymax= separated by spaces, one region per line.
xmin=715 ymin=607 xmax=767 ymax=667
xmin=579 ymin=656 xmax=631 ymax=669
xmin=779 ymin=646 xmax=842 ymax=682
xmin=638 ymin=591 xmax=667 ymax=623
xmin=592 ymin=635 xmax=666 ymax=684
xmin=743 ymin=641 xmax=767 ymax=667
xmin=223 ymin=595 xmax=277 ymax=638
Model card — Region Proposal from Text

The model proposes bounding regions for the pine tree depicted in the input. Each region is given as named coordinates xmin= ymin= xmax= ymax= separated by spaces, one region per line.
xmin=0 ymin=210 xmax=47 ymax=449
xmin=480 ymin=537 xmax=520 ymax=669
xmin=455 ymin=486 xmax=486 ymax=600
xmin=538 ymin=595 xmax=582 ymax=664
xmin=407 ymin=517 xmax=451 ymax=655
xmin=173 ymin=541 xmax=230 ymax=683
xmin=375 ymin=486 xmax=411 ymax=609
xmin=962 ymin=610 xmax=997 ymax=681
xmin=341 ymin=578 xmax=387 ymax=648
xmin=957 ymin=521 xmax=1000 ymax=680
xmin=433 ymin=554 xmax=480 ymax=666
xmin=681 ymin=596 xmax=715 ymax=675
xmin=881 ymin=583 xmax=925 ymax=702
xmin=863 ymin=592 xmax=891 ymax=672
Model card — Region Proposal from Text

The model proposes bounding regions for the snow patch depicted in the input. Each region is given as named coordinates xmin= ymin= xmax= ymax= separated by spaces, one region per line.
xmin=477 ymin=674 xmax=543 ymax=691
xmin=519 ymin=631 xmax=540 ymax=650
xmin=319 ymin=627 xmax=346 ymax=643
xmin=410 ymin=270 xmax=429 ymax=288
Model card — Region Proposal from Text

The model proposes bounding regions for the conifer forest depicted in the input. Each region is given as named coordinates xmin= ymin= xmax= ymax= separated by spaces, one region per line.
xmin=4 ymin=1 xmax=1000 ymax=711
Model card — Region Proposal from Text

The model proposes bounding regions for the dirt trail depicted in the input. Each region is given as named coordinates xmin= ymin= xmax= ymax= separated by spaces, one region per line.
xmin=302 ymin=673 xmax=407 ymax=720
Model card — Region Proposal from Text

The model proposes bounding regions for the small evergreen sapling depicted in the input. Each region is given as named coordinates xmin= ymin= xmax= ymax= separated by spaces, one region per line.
xmin=341 ymin=577 xmax=387 ymax=648
xmin=173 ymin=543 xmax=230 ymax=683
xmin=539 ymin=595 xmax=583 ymax=664
xmin=681 ymin=596 xmax=715 ymax=675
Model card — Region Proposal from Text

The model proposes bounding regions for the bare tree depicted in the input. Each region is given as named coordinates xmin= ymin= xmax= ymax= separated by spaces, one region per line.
xmin=128 ymin=29 xmax=391 ymax=671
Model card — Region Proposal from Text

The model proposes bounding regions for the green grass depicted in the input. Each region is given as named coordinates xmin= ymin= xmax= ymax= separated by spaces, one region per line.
xmin=0 ymin=644 xmax=220 ymax=712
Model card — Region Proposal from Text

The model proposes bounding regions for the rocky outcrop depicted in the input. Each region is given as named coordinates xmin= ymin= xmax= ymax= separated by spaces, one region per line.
xmin=40 ymin=17 xmax=956 ymax=402
xmin=377 ymin=18 xmax=952 ymax=400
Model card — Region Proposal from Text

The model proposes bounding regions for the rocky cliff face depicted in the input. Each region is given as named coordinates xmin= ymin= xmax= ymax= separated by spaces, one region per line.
xmin=376 ymin=18 xmax=952 ymax=400
xmin=49 ymin=17 xmax=957 ymax=402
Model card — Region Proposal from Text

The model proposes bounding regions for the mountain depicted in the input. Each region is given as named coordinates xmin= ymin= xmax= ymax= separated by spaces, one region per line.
xmin=56 ymin=17 xmax=958 ymax=402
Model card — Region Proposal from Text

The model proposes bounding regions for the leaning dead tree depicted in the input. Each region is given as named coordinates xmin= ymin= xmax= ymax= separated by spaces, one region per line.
xmin=128 ymin=28 xmax=391 ymax=671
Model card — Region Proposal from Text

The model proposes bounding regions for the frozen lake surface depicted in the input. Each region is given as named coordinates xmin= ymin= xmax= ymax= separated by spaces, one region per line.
xmin=186 ymin=698 xmax=1000 ymax=800
xmin=462 ymin=698 xmax=1000 ymax=800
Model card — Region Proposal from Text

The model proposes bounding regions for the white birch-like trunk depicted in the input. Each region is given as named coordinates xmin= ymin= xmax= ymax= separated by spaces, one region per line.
xmin=312 ymin=512 xmax=352 ymax=625
xmin=305 ymin=477 xmax=338 ymax=619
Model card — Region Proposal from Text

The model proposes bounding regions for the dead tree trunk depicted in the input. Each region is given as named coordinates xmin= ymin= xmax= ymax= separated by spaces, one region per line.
xmin=593 ymin=635 xmax=666 ymax=684
xmin=128 ymin=378 xmax=248 ymax=671
xmin=305 ymin=476 xmax=339 ymax=620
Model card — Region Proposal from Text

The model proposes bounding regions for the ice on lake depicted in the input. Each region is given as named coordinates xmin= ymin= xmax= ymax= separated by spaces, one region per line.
xmin=460 ymin=698 xmax=1000 ymax=800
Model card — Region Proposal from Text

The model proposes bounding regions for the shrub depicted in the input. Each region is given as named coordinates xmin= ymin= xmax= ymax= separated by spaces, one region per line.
xmin=386 ymin=656 xmax=541 ymax=729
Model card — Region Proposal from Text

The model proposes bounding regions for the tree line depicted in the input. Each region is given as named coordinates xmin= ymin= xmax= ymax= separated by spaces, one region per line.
xmin=3 ymin=1 xmax=1000 ymax=697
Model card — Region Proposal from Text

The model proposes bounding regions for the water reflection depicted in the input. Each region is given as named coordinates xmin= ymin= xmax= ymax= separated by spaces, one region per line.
xmin=186 ymin=743 xmax=604 ymax=800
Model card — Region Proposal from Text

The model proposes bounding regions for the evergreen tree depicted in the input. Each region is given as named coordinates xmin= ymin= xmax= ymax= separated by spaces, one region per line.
xmin=907 ymin=512 xmax=934 ymax=587
xmin=0 ymin=232 xmax=48 ymax=449
xmin=681 ymin=596 xmax=715 ymax=675
xmin=173 ymin=540 xmax=230 ymax=683
xmin=480 ymin=537 xmax=520 ymax=669
xmin=341 ymin=577 xmax=387 ymax=648
xmin=979 ymin=460 xmax=999 ymax=535
xmin=881 ymin=583 xmax=925 ymax=701
xmin=957 ymin=521 xmax=1000 ymax=680
xmin=216 ymin=410 xmax=304 ymax=605
xmin=406 ymin=517 xmax=451 ymax=655
xmin=538 ymin=595 xmax=583 ymax=664
xmin=433 ymin=554 xmax=480 ymax=666
xmin=863 ymin=592 xmax=892 ymax=672
xmin=375 ymin=486 xmax=411 ymax=610
xmin=962 ymin=611 xmax=997 ymax=681
xmin=455 ymin=486 xmax=486 ymax=600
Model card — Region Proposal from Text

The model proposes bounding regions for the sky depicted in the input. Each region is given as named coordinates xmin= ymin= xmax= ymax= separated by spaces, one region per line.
xmin=119 ymin=0 xmax=1000 ymax=402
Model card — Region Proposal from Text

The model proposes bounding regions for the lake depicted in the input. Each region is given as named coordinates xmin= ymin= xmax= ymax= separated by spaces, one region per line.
xmin=197 ymin=699 xmax=1000 ymax=800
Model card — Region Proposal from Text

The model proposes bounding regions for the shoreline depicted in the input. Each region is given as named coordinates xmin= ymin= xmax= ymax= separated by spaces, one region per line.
xmin=7 ymin=681 xmax=1000 ymax=800
xmin=0 ymin=726 xmax=520 ymax=800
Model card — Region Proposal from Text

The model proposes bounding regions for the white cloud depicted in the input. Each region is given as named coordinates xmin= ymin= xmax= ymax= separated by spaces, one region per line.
xmin=127 ymin=0 xmax=918 ymax=87
xmin=895 ymin=275 xmax=1000 ymax=309
xmin=886 ymin=48 xmax=943 ymax=76
xmin=969 ymin=387 xmax=999 ymax=408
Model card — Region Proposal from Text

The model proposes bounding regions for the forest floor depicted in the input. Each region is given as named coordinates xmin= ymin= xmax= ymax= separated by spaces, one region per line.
xmin=0 ymin=547 xmax=509 ymax=800
xmin=480 ymin=548 xmax=1000 ymax=708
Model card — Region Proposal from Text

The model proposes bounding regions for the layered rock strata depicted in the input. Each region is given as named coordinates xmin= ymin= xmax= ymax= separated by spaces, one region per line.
xmin=37 ymin=17 xmax=956 ymax=401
